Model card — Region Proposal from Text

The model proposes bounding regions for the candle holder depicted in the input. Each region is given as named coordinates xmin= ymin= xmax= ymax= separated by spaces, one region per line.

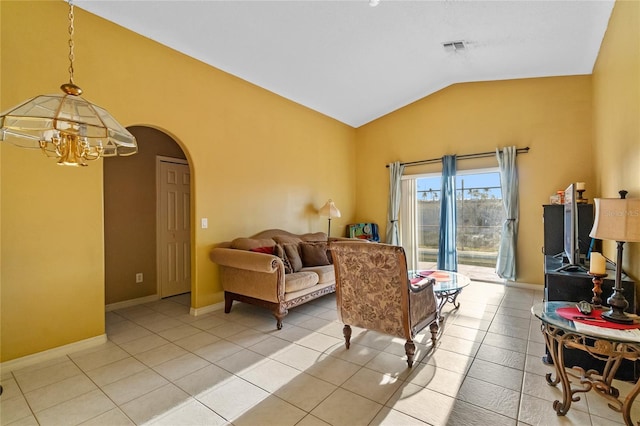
xmin=577 ymin=189 xmax=587 ymax=204
xmin=588 ymin=273 xmax=606 ymax=308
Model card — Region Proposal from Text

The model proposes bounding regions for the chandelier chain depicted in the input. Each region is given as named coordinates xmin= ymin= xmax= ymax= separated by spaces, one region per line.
xmin=67 ymin=1 xmax=75 ymax=84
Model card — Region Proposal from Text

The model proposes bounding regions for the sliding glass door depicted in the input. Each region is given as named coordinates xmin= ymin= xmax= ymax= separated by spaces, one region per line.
xmin=401 ymin=168 xmax=505 ymax=282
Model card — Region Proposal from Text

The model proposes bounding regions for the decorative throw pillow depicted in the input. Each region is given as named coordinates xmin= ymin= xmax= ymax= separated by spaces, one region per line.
xmin=250 ymin=246 xmax=275 ymax=255
xmin=274 ymin=244 xmax=293 ymax=274
xmin=300 ymin=242 xmax=330 ymax=267
xmin=283 ymin=243 xmax=303 ymax=272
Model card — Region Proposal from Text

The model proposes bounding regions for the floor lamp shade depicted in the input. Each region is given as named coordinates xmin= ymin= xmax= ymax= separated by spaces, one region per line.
xmin=319 ymin=199 xmax=341 ymax=218
xmin=319 ymin=199 xmax=341 ymax=237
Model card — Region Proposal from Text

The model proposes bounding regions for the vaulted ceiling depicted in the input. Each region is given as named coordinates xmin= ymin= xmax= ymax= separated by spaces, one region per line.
xmin=75 ymin=0 xmax=615 ymax=128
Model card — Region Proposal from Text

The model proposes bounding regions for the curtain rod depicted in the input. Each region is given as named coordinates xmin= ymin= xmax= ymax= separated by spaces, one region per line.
xmin=386 ymin=146 xmax=530 ymax=168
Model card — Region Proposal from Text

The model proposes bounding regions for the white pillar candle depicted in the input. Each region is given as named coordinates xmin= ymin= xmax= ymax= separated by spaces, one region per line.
xmin=576 ymin=182 xmax=585 ymax=191
xmin=590 ymin=252 xmax=606 ymax=275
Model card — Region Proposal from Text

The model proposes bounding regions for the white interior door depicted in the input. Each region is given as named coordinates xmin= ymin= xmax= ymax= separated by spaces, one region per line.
xmin=157 ymin=158 xmax=191 ymax=297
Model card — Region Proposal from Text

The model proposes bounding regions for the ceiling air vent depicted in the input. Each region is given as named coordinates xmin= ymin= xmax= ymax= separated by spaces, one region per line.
xmin=442 ymin=40 xmax=466 ymax=52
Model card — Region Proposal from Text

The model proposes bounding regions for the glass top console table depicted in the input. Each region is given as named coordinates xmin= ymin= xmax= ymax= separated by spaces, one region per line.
xmin=411 ymin=270 xmax=471 ymax=321
xmin=532 ymin=301 xmax=640 ymax=425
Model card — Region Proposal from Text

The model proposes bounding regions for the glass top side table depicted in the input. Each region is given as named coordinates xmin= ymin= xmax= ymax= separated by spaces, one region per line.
xmin=532 ymin=301 xmax=640 ymax=425
xmin=410 ymin=270 xmax=471 ymax=321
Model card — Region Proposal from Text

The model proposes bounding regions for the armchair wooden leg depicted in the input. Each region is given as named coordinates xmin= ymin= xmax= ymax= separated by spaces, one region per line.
xmin=405 ymin=340 xmax=416 ymax=368
xmin=343 ymin=324 xmax=352 ymax=349
xmin=429 ymin=321 xmax=439 ymax=346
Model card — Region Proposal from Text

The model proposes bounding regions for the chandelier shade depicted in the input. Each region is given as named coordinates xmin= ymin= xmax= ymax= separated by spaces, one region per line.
xmin=0 ymin=91 xmax=137 ymax=157
xmin=0 ymin=1 xmax=137 ymax=166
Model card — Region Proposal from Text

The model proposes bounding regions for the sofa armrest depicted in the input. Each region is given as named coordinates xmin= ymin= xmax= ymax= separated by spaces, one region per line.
xmin=210 ymin=247 xmax=280 ymax=273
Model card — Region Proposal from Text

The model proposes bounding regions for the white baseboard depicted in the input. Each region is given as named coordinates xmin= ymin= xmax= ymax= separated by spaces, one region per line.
xmin=105 ymin=294 xmax=160 ymax=312
xmin=0 ymin=334 xmax=108 ymax=373
xmin=505 ymin=281 xmax=543 ymax=291
xmin=190 ymin=301 xmax=225 ymax=316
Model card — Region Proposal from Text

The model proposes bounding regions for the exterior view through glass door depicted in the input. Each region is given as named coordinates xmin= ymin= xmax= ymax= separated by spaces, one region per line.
xmin=410 ymin=169 xmax=504 ymax=283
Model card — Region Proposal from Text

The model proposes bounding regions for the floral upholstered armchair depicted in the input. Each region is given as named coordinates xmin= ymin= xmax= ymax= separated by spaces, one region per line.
xmin=329 ymin=241 xmax=439 ymax=368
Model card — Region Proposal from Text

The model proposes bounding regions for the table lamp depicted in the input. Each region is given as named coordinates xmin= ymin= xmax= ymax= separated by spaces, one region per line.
xmin=319 ymin=199 xmax=341 ymax=237
xmin=589 ymin=192 xmax=640 ymax=324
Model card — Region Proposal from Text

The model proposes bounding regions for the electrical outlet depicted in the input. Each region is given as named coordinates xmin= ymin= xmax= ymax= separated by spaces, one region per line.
xmin=135 ymin=273 xmax=143 ymax=283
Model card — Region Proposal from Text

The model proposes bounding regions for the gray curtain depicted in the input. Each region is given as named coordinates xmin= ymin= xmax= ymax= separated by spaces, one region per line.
xmin=496 ymin=146 xmax=519 ymax=280
xmin=386 ymin=161 xmax=405 ymax=245
xmin=437 ymin=155 xmax=458 ymax=272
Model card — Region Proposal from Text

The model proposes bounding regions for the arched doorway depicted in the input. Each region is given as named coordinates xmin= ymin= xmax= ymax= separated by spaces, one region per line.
xmin=104 ymin=126 xmax=190 ymax=306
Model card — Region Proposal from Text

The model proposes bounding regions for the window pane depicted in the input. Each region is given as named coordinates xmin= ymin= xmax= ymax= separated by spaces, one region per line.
xmin=456 ymin=173 xmax=504 ymax=265
xmin=416 ymin=171 xmax=504 ymax=267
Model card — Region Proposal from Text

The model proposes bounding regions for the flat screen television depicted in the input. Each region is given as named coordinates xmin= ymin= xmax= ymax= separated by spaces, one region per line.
xmin=556 ymin=183 xmax=587 ymax=272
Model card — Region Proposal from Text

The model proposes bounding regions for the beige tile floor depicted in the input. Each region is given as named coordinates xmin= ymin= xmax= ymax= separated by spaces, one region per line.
xmin=2 ymin=281 xmax=639 ymax=426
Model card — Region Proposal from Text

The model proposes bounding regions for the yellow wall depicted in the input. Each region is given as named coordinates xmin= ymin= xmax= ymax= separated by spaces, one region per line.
xmin=592 ymin=0 xmax=640 ymax=283
xmin=1 ymin=2 xmax=107 ymax=361
xmin=2 ymin=0 xmax=638 ymax=362
xmin=355 ymin=76 xmax=594 ymax=285
xmin=1 ymin=147 xmax=107 ymax=359
xmin=1 ymin=1 xmax=355 ymax=361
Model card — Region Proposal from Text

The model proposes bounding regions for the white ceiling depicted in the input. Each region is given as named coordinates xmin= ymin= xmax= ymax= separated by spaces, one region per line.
xmin=75 ymin=0 xmax=615 ymax=128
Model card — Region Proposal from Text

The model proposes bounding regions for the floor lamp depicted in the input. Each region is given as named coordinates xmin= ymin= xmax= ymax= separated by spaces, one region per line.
xmin=589 ymin=192 xmax=640 ymax=324
xmin=319 ymin=199 xmax=341 ymax=237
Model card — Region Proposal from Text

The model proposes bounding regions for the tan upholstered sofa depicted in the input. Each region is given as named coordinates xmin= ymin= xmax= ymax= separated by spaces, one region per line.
xmin=209 ymin=229 xmax=336 ymax=329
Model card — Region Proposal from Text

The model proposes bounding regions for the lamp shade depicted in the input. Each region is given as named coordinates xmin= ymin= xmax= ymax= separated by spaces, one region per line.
xmin=0 ymin=1 xmax=137 ymax=167
xmin=319 ymin=199 xmax=341 ymax=218
xmin=589 ymin=198 xmax=640 ymax=242
xmin=0 ymin=92 xmax=137 ymax=157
